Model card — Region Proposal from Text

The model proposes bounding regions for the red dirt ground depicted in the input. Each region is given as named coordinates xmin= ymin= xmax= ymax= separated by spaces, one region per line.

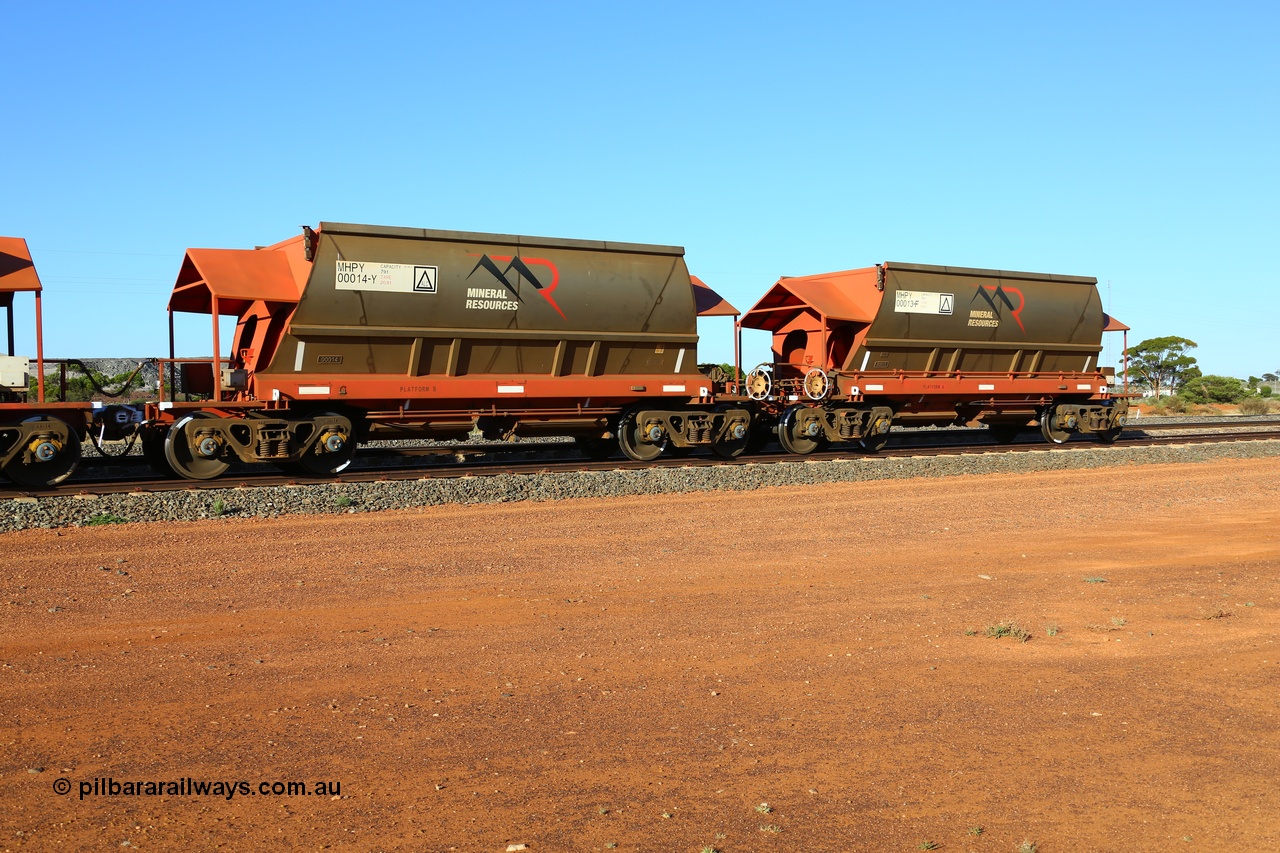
xmin=3 ymin=459 xmax=1278 ymax=852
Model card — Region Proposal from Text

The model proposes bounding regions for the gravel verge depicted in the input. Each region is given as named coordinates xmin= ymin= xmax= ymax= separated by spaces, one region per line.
xmin=6 ymin=438 xmax=1280 ymax=533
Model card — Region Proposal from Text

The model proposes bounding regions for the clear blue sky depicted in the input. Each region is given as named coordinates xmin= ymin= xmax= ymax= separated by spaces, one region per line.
xmin=3 ymin=2 xmax=1277 ymax=377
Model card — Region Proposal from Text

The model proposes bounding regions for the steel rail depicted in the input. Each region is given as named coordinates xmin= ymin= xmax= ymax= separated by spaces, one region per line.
xmin=65 ymin=416 xmax=1280 ymax=472
xmin=6 ymin=427 xmax=1280 ymax=500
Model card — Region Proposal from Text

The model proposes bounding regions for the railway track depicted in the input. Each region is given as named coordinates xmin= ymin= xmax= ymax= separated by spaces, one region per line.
xmin=6 ymin=420 xmax=1280 ymax=500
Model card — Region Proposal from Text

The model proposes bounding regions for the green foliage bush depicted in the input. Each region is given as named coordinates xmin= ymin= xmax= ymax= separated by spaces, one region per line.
xmin=29 ymin=368 xmax=140 ymax=402
xmin=1180 ymin=374 xmax=1247 ymax=404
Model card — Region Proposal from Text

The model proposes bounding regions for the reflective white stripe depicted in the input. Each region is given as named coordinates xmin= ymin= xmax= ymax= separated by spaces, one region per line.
xmin=294 ymin=341 xmax=305 ymax=371
xmin=663 ymin=384 xmax=686 ymax=393
xmin=978 ymin=383 xmax=995 ymax=391
xmin=298 ymin=385 xmax=330 ymax=395
xmin=159 ymin=401 xmax=173 ymax=410
xmin=674 ymin=348 xmax=685 ymax=373
xmin=1076 ymin=383 xmax=1092 ymax=391
xmin=865 ymin=383 xmax=884 ymax=391
xmin=1083 ymin=356 xmax=1093 ymax=372
xmin=497 ymin=385 xmax=525 ymax=394
xmin=860 ymin=351 xmax=871 ymax=371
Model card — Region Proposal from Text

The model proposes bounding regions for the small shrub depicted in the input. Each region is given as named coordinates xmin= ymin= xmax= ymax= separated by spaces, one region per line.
xmin=759 ymin=824 xmax=783 ymax=834
xmin=755 ymin=802 xmax=773 ymax=814
xmin=1084 ymin=577 xmax=1108 ymax=584
xmin=86 ymin=513 xmax=128 ymax=526
xmin=1238 ymin=397 xmax=1270 ymax=415
xmin=986 ymin=622 xmax=1032 ymax=642
xmin=212 ymin=499 xmax=226 ymax=516
xmin=1018 ymin=841 xmax=1039 ymax=853
xmin=1045 ymin=624 xmax=1060 ymax=637
xmin=334 ymin=495 xmax=353 ymax=508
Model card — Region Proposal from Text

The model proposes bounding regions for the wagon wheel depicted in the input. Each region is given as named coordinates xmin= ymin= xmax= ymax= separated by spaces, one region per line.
xmin=141 ymin=425 xmax=178 ymax=477
xmin=1095 ymin=426 xmax=1123 ymax=443
xmin=745 ymin=365 xmax=772 ymax=401
xmin=777 ymin=405 xmax=823 ymax=455
xmin=988 ymin=423 xmax=1022 ymax=444
xmin=859 ymin=412 xmax=894 ymax=453
xmin=745 ymin=413 xmax=775 ymax=453
xmin=1 ymin=416 xmax=82 ymax=488
xmin=859 ymin=431 xmax=891 ymax=453
xmin=711 ymin=406 xmax=751 ymax=459
xmin=574 ymin=435 xmax=617 ymax=460
xmin=164 ymin=412 xmax=231 ymax=481
xmin=803 ymin=368 xmax=830 ymax=401
xmin=291 ymin=412 xmax=357 ymax=476
xmin=1039 ymin=408 xmax=1071 ymax=445
xmin=617 ymin=407 xmax=666 ymax=462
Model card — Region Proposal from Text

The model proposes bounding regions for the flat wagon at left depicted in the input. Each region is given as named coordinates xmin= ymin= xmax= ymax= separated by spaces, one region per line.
xmin=1 ymin=237 xmax=91 ymax=486
xmin=1 ymin=237 xmax=143 ymax=487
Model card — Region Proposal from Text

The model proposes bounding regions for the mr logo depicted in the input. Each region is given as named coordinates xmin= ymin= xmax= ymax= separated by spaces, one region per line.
xmin=971 ymin=284 xmax=1026 ymax=333
xmin=466 ymin=254 xmax=564 ymax=318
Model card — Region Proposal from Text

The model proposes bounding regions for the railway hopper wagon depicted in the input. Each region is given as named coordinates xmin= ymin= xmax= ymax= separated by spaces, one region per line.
xmin=739 ymin=262 xmax=1129 ymax=453
xmin=147 ymin=222 xmax=746 ymax=479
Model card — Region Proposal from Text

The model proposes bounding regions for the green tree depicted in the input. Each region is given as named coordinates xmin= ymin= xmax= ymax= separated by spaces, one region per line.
xmin=1263 ymin=373 xmax=1278 ymax=382
xmin=1180 ymin=374 xmax=1246 ymax=404
xmin=1125 ymin=336 xmax=1198 ymax=398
